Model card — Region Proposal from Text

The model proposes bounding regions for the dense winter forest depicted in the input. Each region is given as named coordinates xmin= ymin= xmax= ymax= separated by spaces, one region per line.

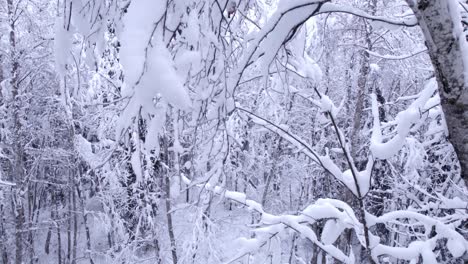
xmin=0 ymin=0 xmax=468 ymax=263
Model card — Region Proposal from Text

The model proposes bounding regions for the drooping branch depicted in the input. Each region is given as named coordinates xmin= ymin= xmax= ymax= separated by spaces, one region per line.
xmin=366 ymin=48 xmax=428 ymax=60
xmin=228 ymin=0 xmax=419 ymax=99
xmin=183 ymin=175 xmax=467 ymax=263
xmin=0 ymin=180 xmax=15 ymax=186
xmin=318 ymin=2 xmax=418 ymax=27
xmin=235 ymin=106 xmax=350 ymax=191
xmin=227 ymin=1 xmax=328 ymax=95
xmin=182 ymin=178 xmax=355 ymax=263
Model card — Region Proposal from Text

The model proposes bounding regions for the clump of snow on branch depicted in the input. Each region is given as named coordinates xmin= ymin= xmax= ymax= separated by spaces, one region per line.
xmin=228 ymin=0 xmax=324 ymax=93
xmin=116 ymin=0 xmax=191 ymax=140
xmin=313 ymin=94 xmax=338 ymax=116
xmin=54 ymin=19 xmax=72 ymax=77
xmin=370 ymin=78 xmax=437 ymax=159
xmin=447 ymin=0 xmax=468 ymax=86
xmin=190 ymin=175 xmax=468 ymax=263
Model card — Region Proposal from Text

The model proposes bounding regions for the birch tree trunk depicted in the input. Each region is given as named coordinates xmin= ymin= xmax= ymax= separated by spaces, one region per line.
xmin=407 ymin=0 xmax=468 ymax=185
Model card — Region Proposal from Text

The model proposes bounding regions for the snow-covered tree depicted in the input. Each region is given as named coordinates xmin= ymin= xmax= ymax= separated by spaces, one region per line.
xmin=0 ymin=0 xmax=467 ymax=263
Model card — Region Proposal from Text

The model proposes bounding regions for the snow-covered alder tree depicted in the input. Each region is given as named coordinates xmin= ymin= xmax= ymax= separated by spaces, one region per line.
xmin=0 ymin=0 xmax=466 ymax=263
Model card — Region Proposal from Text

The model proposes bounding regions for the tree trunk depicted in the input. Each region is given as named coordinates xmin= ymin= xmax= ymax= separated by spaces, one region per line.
xmin=7 ymin=0 xmax=26 ymax=262
xmin=0 ymin=203 xmax=8 ymax=264
xmin=54 ymin=193 xmax=63 ymax=264
xmin=72 ymin=180 xmax=78 ymax=264
xmin=159 ymin=136 xmax=178 ymax=264
xmin=407 ymin=0 xmax=468 ymax=185
xmin=76 ymin=183 xmax=95 ymax=264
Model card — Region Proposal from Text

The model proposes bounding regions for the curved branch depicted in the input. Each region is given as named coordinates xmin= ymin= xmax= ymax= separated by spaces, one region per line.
xmin=227 ymin=1 xmax=328 ymax=95
xmin=235 ymin=106 xmax=347 ymax=186
xmin=366 ymin=48 xmax=428 ymax=60
xmin=318 ymin=3 xmax=418 ymax=27
xmin=0 ymin=179 xmax=15 ymax=186
xmin=191 ymin=181 xmax=354 ymax=263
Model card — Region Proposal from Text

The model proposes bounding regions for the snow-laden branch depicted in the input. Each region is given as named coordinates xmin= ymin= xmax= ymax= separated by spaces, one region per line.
xmin=317 ymin=3 xmax=418 ymax=27
xmin=366 ymin=48 xmax=428 ymax=60
xmin=316 ymin=94 xmax=374 ymax=198
xmin=228 ymin=0 xmax=418 ymax=96
xmin=227 ymin=0 xmax=327 ymax=94
xmin=182 ymin=177 xmax=356 ymax=263
xmin=0 ymin=179 xmax=15 ymax=186
xmin=236 ymin=106 xmax=364 ymax=195
xmin=183 ymin=176 xmax=468 ymax=263
xmin=237 ymin=103 xmax=375 ymax=197
xmin=370 ymin=210 xmax=468 ymax=262
xmin=370 ymin=78 xmax=438 ymax=159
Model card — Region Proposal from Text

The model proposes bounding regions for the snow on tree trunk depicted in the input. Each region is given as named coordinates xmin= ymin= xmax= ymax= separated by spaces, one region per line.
xmin=407 ymin=0 xmax=468 ymax=185
xmin=6 ymin=0 xmax=25 ymax=263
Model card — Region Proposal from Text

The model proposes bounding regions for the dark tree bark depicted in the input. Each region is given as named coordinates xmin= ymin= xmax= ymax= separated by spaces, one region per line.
xmin=6 ymin=0 xmax=26 ymax=262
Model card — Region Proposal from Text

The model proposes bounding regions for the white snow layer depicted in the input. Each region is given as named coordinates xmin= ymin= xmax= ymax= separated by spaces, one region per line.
xmin=117 ymin=0 xmax=191 ymax=139
xmin=228 ymin=0 xmax=324 ymax=93
xmin=0 ymin=179 xmax=15 ymax=186
xmin=190 ymin=171 xmax=467 ymax=263
xmin=370 ymin=78 xmax=437 ymax=159
xmin=54 ymin=19 xmax=72 ymax=77
xmin=447 ymin=0 xmax=468 ymax=88
xmin=74 ymin=134 xmax=97 ymax=167
xmin=120 ymin=0 xmax=190 ymax=110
